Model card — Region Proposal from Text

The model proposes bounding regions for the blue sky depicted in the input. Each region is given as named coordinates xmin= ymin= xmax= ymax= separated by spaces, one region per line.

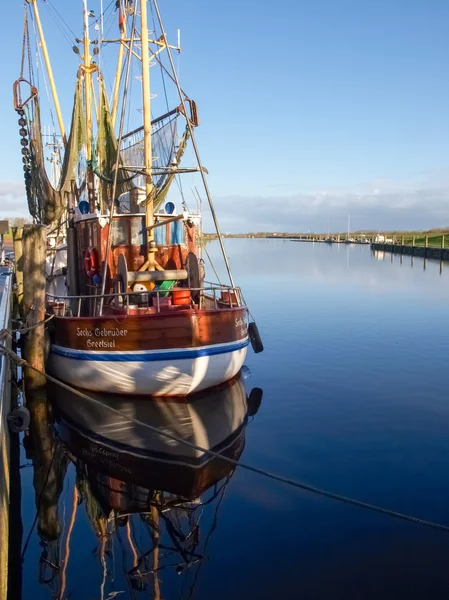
xmin=1 ymin=0 xmax=449 ymax=232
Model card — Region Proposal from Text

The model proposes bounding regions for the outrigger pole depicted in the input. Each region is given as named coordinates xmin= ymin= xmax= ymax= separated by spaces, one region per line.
xmin=111 ymin=2 xmax=126 ymax=127
xmin=26 ymin=0 xmax=67 ymax=146
xmin=152 ymin=0 xmax=236 ymax=288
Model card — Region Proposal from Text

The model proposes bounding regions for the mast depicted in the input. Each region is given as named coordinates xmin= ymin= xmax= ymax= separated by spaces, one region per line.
xmin=83 ymin=0 xmax=93 ymax=162
xmin=27 ymin=0 xmax=67 ymax=146
xmin=140 ymin=0 xmax=156 ymax=269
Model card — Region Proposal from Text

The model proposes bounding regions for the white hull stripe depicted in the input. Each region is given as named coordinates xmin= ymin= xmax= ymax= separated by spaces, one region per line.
xmin=51 ymin=338 xmax=249 ymax=362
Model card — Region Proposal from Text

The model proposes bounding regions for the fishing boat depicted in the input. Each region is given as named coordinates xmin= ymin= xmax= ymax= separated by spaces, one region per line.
xmin=14 ymin=0 xmax=263 ymax=395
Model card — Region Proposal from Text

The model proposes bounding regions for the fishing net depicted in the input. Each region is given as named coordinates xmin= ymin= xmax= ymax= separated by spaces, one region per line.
xmin=92 ymin=78 xmax=134 ymax=205
xmin=26 ymin=82 xmax=87 ymax=224
xmin=120 ymin=117 xmax=189 ymax=211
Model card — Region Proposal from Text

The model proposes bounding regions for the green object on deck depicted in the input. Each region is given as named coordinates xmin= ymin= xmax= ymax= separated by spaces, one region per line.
xmin=157 ymin=279 xmax=176 ymax=297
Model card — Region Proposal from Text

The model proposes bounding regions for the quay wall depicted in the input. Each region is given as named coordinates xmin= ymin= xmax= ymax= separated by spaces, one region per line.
xmin=371 ymin=243 xmax=449 ymax=261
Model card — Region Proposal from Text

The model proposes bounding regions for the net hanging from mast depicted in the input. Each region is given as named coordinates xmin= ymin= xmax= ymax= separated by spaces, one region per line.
xmin=24 ymin=82 xmax=87 ymax=224
xmin=119 ymin=114 xmax=190 ymax=211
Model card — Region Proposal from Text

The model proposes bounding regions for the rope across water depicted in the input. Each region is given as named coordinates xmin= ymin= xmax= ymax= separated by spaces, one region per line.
xmin=2 ymin=340 xmax=449 ymax=534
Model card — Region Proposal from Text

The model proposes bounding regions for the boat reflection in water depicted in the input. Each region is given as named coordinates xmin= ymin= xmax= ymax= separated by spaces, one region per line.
xmin=36 ymin=376 xmax=262 ymax=598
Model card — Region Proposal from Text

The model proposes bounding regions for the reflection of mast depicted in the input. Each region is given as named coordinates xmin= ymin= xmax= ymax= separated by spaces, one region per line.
xmin=151 ymin=501 xmax=161 ymax=600
xmin=59 ymin=486 xmax=78 ymax=600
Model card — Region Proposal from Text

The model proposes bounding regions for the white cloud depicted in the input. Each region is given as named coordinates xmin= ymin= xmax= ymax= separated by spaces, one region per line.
xmin=204 ymin=173 xmax=449 ymax=232
xmin=0 ymin=181 xmax=28 ymax=218
xmin=0 ymin=182 xmax=26 ymax=199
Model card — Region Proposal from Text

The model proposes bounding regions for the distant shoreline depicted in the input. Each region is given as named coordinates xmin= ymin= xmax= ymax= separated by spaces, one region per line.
xmin=202 ymin=229 xmax=449 ymax=240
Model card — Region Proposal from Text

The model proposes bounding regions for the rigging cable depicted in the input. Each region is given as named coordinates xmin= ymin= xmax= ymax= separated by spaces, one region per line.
xmin=41 ymin=0 xmax=75 ymax=48
xmin=147 ymin=6 xmax=190 ymax=208
xmin=44 ymin=0 xmax=77 ymax=40
xmin=28 ymin=9 xmax=58 ymax=136
xmin=3 ymin=343 xmax=449 ymax=536
xmin=187 ymin=478 xmax=229 ymax=600
xmin=95 ymin=0 xmax=116 ymax=29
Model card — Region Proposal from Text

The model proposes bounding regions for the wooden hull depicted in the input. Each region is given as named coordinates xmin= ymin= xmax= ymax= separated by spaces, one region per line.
xmin=48 ymin=306 xmax=249 ymax=395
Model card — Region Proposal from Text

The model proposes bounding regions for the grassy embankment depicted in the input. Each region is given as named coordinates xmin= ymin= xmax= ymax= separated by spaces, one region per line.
xmin=203 ymin=229 xmax=449 ymax=247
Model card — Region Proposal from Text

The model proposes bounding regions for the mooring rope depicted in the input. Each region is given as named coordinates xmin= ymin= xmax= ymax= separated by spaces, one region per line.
xmin=0 ymin=314 xmax=55 ymax=347
xmin=2 ymin=344 xmax=449 ymax=534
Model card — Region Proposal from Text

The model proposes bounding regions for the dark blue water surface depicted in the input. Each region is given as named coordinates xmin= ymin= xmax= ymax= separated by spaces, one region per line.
xmin=18 ymin=240 xmax=449 ymax=599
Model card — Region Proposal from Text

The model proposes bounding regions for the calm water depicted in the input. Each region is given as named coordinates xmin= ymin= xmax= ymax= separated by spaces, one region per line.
xmin=17 ymin=240 xmax=449 ymax=599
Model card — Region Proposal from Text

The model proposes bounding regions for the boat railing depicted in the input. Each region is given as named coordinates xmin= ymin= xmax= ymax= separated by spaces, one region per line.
xmin=46 ymin=283 xmax=244 ymax=317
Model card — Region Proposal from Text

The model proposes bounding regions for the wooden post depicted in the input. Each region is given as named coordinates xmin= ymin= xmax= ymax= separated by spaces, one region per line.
xmin=12 ymin=228 xmax=24 ymax=317
xmin=22 ymin=225 xmax=47 ymax=389
xmin=425 ymin=235 xmax=428 ymax=248
xmin=412 ymin=235 xmax=415 ymax=247
xmin=442 ymin=234 xmax=445 ymax=249
xmin=401 ymin=235 xmax=404 ymax=246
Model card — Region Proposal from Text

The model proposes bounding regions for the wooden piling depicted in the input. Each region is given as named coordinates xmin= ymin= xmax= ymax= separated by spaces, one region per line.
xmin=12 ymin=228 xmax=24 ymax=317
xmin=425 ymin=235 xmax=428 ymax=248
xmin=22 ymin=225 xmax=47 ymax=390
xmin=412 ymin=235 xmax=415 ymax=247
xmin=442 ymin=235 xmax=445 ymax=249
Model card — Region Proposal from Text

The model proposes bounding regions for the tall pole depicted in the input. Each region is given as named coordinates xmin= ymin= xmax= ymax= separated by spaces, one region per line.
xmin=83 ymin=0 xmax=93 ymax=162
xmin=140 ymin=0 xmax=156 ymax=268
xmin=27 ymin=0 xmax=66 ymax=145
xmin=111 ymin=2 xmax=126 ymax=127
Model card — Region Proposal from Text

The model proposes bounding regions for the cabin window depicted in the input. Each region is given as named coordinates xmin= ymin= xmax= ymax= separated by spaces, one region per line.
xmin=78 ymin=222 xmax=87 ymax=250
xmin=154 ymin=222 xmax=167 ymax=245
xmin=88 ymin=223 xmax=95 ymax=247
xmin=131 ymin=217 xmax=146 ymax=246
xmin=112 ymin=219 xmax=129 ymax=246
xmin=91 ymin=221 xmax=98 ymax=246
xmin=170 ymin=220 xmax=184 ymax=244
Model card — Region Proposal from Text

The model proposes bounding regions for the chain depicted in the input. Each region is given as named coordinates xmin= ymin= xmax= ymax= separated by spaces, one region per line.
xmin=20 ymin=3 xmax=28 ymax=80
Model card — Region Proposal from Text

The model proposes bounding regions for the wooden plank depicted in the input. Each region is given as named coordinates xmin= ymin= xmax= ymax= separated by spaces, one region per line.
xmin=52 ymin=306 xmax=248 ymax=351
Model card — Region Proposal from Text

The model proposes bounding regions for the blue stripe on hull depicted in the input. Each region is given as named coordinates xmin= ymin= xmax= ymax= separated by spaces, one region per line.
xmin=51 ymin=339 xmax=249 ymax=362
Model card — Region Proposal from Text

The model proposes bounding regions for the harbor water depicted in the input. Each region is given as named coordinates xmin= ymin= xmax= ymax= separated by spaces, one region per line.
xmin=17 ymin=239 xmax=449 ymax=599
